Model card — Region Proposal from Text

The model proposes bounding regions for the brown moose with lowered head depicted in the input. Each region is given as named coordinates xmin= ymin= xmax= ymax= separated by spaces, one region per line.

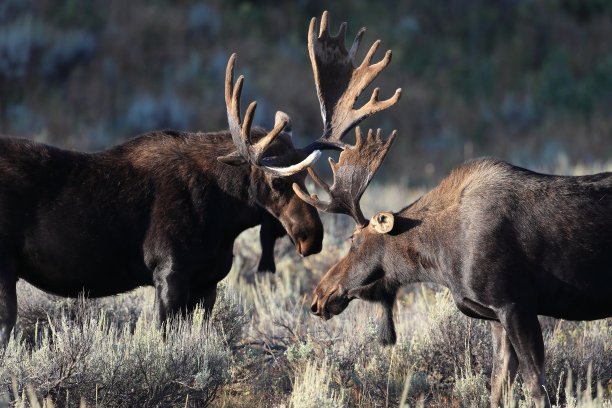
xmin=301 ymin=125 xmax=612 ymax=406
xmin=297 ymin=13 xmax=612 ymax=408
xmin=0 ymin=11 xmax=401 ymax=347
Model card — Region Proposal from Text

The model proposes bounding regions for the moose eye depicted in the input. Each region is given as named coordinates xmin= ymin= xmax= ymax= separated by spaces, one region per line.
xmin=271 ymin=178 xmax=287 ymax=190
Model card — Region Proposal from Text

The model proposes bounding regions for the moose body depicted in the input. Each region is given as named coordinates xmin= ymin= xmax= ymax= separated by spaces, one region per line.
xmin=390 ymin=159 xmax=612 ymax=323
xmin=0 ymin=129 xmax=324 ymax=343
xmin=308 ymin=158 xmax=612 ymax=406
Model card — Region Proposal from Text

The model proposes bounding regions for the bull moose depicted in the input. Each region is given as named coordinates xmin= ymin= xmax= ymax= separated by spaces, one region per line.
xmin=0 ymin=11 xmax=401 ymax=346
xmin=298 ymin=12 xmax=612 ymax=408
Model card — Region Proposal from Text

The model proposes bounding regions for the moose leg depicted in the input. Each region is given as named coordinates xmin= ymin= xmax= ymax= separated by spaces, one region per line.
xmin=490 ymin=321 xmax=519 ymax=408
xmin=186 ymin=285 xmax=217 ymax=318
xmin=153 ymin=263 xmax=190 ymax=323
xmin=378 ymin=297 xmax=397 ymax=345
xmin=200 ymin=286 xmax=217 ymax=317
xmin=497 ymin=307 xmax=550 ymax=407
xmin=258 ymin=215 xmax=286 ymax=273
xmin=0 ymin=261 xmax=17 ymax=346
xmin=258 ymin=220 xmax=278 ymax=273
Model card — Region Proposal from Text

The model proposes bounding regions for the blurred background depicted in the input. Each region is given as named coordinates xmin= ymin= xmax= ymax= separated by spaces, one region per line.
xmin=0 ymin=0 xmax=611 ymax=184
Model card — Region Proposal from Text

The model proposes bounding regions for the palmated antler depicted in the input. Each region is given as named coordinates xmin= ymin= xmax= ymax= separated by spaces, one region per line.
xmin=219 ymin=11 xmax=400 ymax=185
xmin=293 ymin=127 xmax=397 ymax=226
xmin=292 ymin=12 xmax=401 ymax=223
xmin=218 ymin=54 xmax=321 ymax=176
xmin=303 ymin=11 xmax=402 ymax=152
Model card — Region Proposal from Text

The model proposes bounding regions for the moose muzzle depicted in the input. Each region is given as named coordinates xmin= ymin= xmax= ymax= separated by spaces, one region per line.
xmin=310 ymin=284 xmax=351 ymax=320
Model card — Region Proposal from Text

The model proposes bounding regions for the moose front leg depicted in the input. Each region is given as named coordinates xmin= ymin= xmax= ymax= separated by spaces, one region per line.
xmin=378 ymin=297 xmax=397 ymax=345
xmin=258 ymin=216 xmax=286 ymax=273
xmin=258 ymin=222 xmax=277 ymax=273
xmin=0 ymin=261 xmax=17 ymax=346
xmin=497 ymin=306 xmax=550 ymax=407
xmin=490 ymin=321 xmax=519 ymax=408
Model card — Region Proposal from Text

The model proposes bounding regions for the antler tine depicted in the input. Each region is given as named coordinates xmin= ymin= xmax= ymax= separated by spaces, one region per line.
xmin=354 ymin=126 xmax=365 ymax=149
xmin=361 ymin=39 xmax=381 ymax=67
xmin=253 ymin=117 xmax=286 ymax=162
xmin=225 ymin=54 xmax=235 ymax=108
xmin=221 ymin=54 xmax=321 ymax=175
xmin=348 ymin=27 xmax=366 ymax=61
xmin=292 ymin=183 xmax=327 ymax=211
xmin=242 ymin=101 xmax=256 ymax=145
xmin=319 ymin=10 xmax=329 ymax=37
xmin=302 ymin=11 xmax=402 ymax=155
xmin=225 ymin=54 xmax=249 ymax=159
xmin=334 ymin=21 xmax=347 ymax=41
xmin=294 ymin=127 xmax=398 ymax=226
xmin=357 ymin=87 xmax=403 ymax=124
xmin=307 ymin=167 xmax=330 ymax=194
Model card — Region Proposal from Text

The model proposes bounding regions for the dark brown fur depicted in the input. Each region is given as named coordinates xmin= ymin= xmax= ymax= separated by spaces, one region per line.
xmin=310 ymin=158 xmax=612 ymax=407
xmin=0 ymin=129 xmax=323 ymax=344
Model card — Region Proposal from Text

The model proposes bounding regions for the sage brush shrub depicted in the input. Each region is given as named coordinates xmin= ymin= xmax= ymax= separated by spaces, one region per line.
xmin=545 ymin=319 xmax=611 ymax=403
xmin=1 ymin=287 xmax=241 ymax=407
xmin=288 ymin=361 xmax=346 ymax=408
xmin=406 ymin=291 xmax=492 ymax=393
xmin=15 ymin=281 xmax=148 ymax=345
xmin=452 ymin=372 xmax=490 ymax=408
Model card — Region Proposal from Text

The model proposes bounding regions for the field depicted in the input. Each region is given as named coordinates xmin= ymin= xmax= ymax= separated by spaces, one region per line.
xmin=1 ymin=1 xmax=611 ymax=406
xmin=0 ymin=162 xmax=610 ymax=408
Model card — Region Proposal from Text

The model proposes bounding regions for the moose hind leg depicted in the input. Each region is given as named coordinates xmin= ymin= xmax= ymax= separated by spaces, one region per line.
xmin=497 ymin=306 xmax=550 ymax=407
xmin=0 ymin=261 xmax=17 ymax=346
xmin=490 ymin=321 xmax=519 ymax=408
xmin=153 ymin=263 xmax=190 ymax=323
xmin=186 ymin=285 xmax=217 ymax=318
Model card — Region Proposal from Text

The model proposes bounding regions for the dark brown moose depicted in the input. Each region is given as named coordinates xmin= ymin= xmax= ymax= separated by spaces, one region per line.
xmin=0 ymin=11 xmax=400 ymax=348
xmin=297 ymin=14 xmax=612 ymax=408
xmin=0 ymin=75 xmax=322 ymax=346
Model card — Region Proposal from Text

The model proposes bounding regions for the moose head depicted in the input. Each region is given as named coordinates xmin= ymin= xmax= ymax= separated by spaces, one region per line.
xmin=285 ymin=11 xmax=402 ymax=344
xmin=219 ymin=10 xmax=401 ymax=260
xmin=294 ymin=128 xmax=401 ymax=345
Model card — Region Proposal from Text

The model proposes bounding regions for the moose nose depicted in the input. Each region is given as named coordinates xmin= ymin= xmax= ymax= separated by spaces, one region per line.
xmin=310 ymin=294 xmax=321 ymax=316
xmin=294 ymin=231 xmax=323 ymax=256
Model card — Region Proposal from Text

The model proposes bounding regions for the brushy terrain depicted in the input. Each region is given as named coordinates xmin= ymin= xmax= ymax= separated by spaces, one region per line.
xmin=1 ymin=1 xmax=611 ymax=406
xmin=0 ymin=164 xmax=611 ymax=408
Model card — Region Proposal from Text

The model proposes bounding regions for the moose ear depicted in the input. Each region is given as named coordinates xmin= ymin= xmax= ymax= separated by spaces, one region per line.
xmin=370 ymin=212 xmax=394 ymax=234
xmin=217 ymin=151 xmax=247 ymax=166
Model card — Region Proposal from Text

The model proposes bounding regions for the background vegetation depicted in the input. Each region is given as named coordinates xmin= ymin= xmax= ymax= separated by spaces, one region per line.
xmin=0 ymin=0 xmax=611 ymax=182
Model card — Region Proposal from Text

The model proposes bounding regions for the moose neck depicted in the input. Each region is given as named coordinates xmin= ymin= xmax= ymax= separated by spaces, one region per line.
xmin=182 ymin=132 xmax=269 ymax=239
xmin=214 ymin=162 xmax=268 ymax=237
xmin=389 ymin=174 xmax=468 ymax=289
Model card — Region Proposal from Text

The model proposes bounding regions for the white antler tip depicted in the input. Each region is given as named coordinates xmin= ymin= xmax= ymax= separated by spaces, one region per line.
xmin=263 ymin=150 xmax=321 ymax=177
xmin=310 ymin=149 xmax=322 ymax=162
